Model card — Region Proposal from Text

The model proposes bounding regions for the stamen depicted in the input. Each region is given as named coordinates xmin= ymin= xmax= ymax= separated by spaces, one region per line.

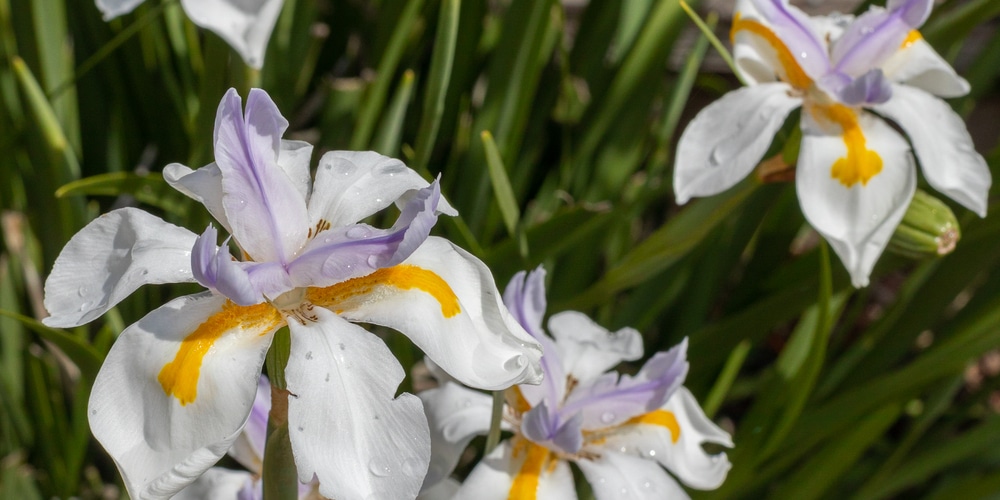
xmin=307 ymin=264 xmax=461 ymax=317
xmin=158 ymin=301 xmax=282 ymax=405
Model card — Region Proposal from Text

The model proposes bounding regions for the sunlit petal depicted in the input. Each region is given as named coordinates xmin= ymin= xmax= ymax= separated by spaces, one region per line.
xmin=179 ymin=0 xmax=284 ymax=68
xmin=831 ymin=0 xmax=931 ymax=76
xmin=548 ymin=311 xmax=643 ymax=384
xmin=285 ymin=308 xmax=429 ymax=500
xmin=173 ymin=468 xmax=254 ymax=500
xmin=454 ymin=440 xmax=576 ymax=500
xmin=504 ymin=268 xmax=565 ymax=407
xmin=674 ymin=83 xmax=800 ymax=204
xmin=418 ymin=381 xmax=494 ymax=491
xmin=43 ymin=208 xmax=197 ymax=328
xmin=745 ymin=0 xmax=830 ymax=80
xmin=89 ymin=293 xmax=280 ymax=498
xmin=576 ymin=450 xmax=688 ymax=500
xmin=95 ymin=0 xmax=145 ymax=19
xmin=880 ymin=34 xmax=970 ymax=97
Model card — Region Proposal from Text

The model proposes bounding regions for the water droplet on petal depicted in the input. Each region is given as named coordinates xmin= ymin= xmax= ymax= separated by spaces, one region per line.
xmin=334 ymin=160 xmax=358 ymax=176
xmin=368 ymin=459 xmax=392 ymax=477
xmin=601 ymin=412 xmax=616 ymax=424
xmin=620 ymin=487 xmax=629 ymax=496
xmin=620 ymin=446 xmax=628 ymax=453
xmin=78 ymin=302 xmax=91 ymax=312
xmin=375 ymin=162 xmax=406 ymax=176
xmin=374 ymin=197 xmax=383 ymax=204
xmin=461 ymin=399 xmax=472 ymax=408
xmin=367 ymin=255 xmax=380 ymax=267
xmin=401 ymin=458 xmax=425 ymax=477
xmin=709 ymin=147 xmax=725 ymax=167
xmin=77 ymin=287 xmax=89 ymax=297
xmin=800 ymin=51 xmax=808 ymax=59
xmin=643 ymin=480 xmax=654 ymax=490
xmin=647 ymin=449 xmax=656 ymax=457
xmin=346 ymin=226 xmax=370 ymax=239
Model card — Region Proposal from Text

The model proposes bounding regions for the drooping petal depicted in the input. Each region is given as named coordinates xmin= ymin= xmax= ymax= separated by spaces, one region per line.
xmin=874 ymin=84 xmax=989 ymax=216
xmin=89 ymin=292 xmax=281 ymax=499
xmin=880 ymin=34 xmax=970 ymax=97
xmin=560 ymin=339 xmax=688 ymax=430
xmin=173 ymin=468 xmax=255 ymax=500
xmin=95 ymin=0 xmax=145 ymax=20
xmin=307 ymin=236 xmax=543 ymax=390
xmin=214 ymin=88 xmax=308 ymax=265
xmin=284 ymin=181 xmax=443 ymax=292
xmin=599 ymin=387 xmax=733 ymax=490
xmin=797 ymin=105 xmax=916 ymax=287
xmin=503 ymin=267 xmax=565 ymax=408
xmin=831 ymin=0 xmax=932 ymax=77
xmin=227 ymin=376 xmax=270 ymax=474
xmin=418 ymin=381 xmax=495 ymax=491
xmin=43 ymin=208 xmax=197 ymax=328
xmin=745 ymin=0 xmax=830 ymax=80
xmin=191 ymin=225 xmax=262 ymax=306
xmin=284 ymin=308 xmax=429 ymax=500
xmin=674 ymin=83 xmax=800 ymax=205
xmin=576 ymin=451 xmax=688 ymax=500
xmin=454 ymin=440 xmax=576 ymax=500
xmin=548 ymin=311 xmax=643 ymax=384
xmin=163 ymin=162 xmax=232 ymax=234
xmin=178 ymin=0 xmax=284 ymax=69
xmin=307 ymin=150 xmax=456 ymax=230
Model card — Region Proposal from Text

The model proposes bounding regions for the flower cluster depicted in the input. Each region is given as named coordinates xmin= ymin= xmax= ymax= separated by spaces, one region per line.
xmin=675 ymin=0 xmax=990 ymax=286
xmin=418 ymin=267 xmax=732 ymax=499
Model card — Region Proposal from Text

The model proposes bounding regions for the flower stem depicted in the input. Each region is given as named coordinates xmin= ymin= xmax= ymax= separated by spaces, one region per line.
xmin=263 ymin=328 xmax=297 ymax=500
xmin=484 ymin=390 xmax=505 ymax=454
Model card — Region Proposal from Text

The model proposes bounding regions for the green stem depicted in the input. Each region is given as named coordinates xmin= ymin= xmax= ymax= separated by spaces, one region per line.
xmin=484 ymin=390 xmax=505 ymax=454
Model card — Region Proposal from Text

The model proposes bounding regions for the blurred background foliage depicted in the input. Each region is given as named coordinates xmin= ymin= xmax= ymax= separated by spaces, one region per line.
xmin=2 ymin=0 xmax=1000 ymax=498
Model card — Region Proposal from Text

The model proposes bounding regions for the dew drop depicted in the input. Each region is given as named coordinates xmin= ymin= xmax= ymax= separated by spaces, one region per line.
xmin=368 ymin=459 xmax=392 ymax=477
xmin=647 ymin=449 xmax=656 ymax=457
xmin=619 ymin=446 xmax=628 ymax=453
xmin=346 ymin=226 xmax=370 ymax=239
xmin=643 ymin=480 xmax=654 ymax=490
xmin=601 ymin=411 xmax=616 ymax=424
xmin=77 ymin=286 xmax=89 ymax=297
xmin=461 ymin=399 xmax=472 ymax=408
xmin=620 ymin=487 xmax=629 ymax=496
xmin=305 ymin=351 xmax=314 ymax=360
xmin=800 ymin=51 xmax=808 ymax=59
xmin=325 ymin=373 xmax=330 ymax=382
xmin=232 ymin=198 xmax=248 ymax=211
xmin=374 ymin=197 xmax=383 ymax=204
xmin=78 ymin=302 xmax=91 ymax=312
xmin=708 ymin=147 xmax=725 ymax=167
xmin=367 ymin=255 xmax=380 ymax=267
xmin=401 ymin=458 xmax=425 ymax=477
xmin=375 ymin=162 xmax=406 ymax=176
xmin=334 ymin=160 xmax=358 ymax=176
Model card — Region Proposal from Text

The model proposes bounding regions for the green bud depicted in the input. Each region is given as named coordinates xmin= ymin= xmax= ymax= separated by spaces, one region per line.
xmin=888 ymin=189 xmax=961 ymax=259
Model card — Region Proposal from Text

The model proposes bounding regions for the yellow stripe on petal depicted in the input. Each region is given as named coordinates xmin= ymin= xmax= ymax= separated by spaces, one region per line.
xmin=158 ymin=302 xmax=282 ymax=406
xmin=626 ymin=410 xmax=681 ymax=443
xmin=902 ymin=30 xmax=922 ymax=49
xmin=509 ymin=440 xmax=550 ymax=500
xmin=731 ymin=14 xmax=813 ymax=89
xmin=307 ymin=265 xmax=461 ymax=318
xmin=814 ymin=104 xmax=883 ymax=187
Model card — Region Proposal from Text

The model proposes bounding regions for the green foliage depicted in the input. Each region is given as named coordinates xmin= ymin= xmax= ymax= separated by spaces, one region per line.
xmin=1 ymin=0 xmax=1000 ymax=497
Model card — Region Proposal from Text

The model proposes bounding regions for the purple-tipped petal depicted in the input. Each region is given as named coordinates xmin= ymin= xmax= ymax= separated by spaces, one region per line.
xmin=192 ymin=225 xmax=261 ymax=306
xmin=750 ymin=0 xmax=831 ymax=80
xmin=521 ymin=402 xmax=584 ymax=455
xmin=502 ymin=267 xmax=566 ymax=408
xmin=214 ymin=89 xmax=309 ymax=265
xmin=832 ymin=0 xmax=932 ymax=77
xmin=559 ymin=339 xmax=690 ymax=429
xmin=836 ymin=69 xmax=893 ymax=105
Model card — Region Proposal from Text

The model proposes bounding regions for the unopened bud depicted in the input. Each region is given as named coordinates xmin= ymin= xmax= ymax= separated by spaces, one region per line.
xmin=888 ymin=190 xmax=960 ymax=259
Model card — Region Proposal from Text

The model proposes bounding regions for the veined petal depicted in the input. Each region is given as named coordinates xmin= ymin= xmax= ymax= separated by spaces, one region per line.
xmin=454 ymin=440 xmax=576 ymax=500
xmin=276 ymin=140 xmax=314 ymax=202
xmin=306 ymin=236 xmax=543 ymax=390
xmin=576 ymin=451 xmax=688 ymax=500
xmin=95 ymin=0 xmax=145 ymax=19
xmin=192 ymin=225 xmax=262 ymax=306
xmin=874 ymin=84 xmax=990 ymax=216
xmin=214 ymin=88 xmax=308 ymax=265
xmin=521 ymin=402 xmax=584 ymax=454
xmin=307 ymin=151 xmax=456 ymax=230
xmin=89 ymin=292 xmax=281 ymax=499
xmin=178 ymin=0 xmax=283 ymax=69
xmin=548 ymin=311 xmax=643 ymax=384
xmin=284 ymin=308 xmax=429 ymax=500
xmin=561 ymin=339 xmax=688 ymax=430
xmin=43 ymin=208 xmax=197 ymax=328
xmin=418 ymin=381 xmax=494 ymax=492
xmin=674 ymin=84 xmax=800 ymax=205
xmin=173 ymin=468 xmax=255 ymax=500
xmin=797 ymin=105 xmax=915 ymax=287
xmin=599 ymin=387 xmax=733 ymax=490
xmin=744 ymin=0 xmax=830 ymax=80
xmin=504 ymin=268 xmax=565 ymax=408
xmin=285 ymin=182 xmax=442 ymax=291
xmin=831 ymin=0 xmax=932 ymax=76
xmin=880 ymin=33 xmax=970 ymax=97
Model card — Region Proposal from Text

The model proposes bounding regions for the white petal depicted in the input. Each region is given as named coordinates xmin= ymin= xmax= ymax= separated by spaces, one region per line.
xmin=547 ymin=311 xmax=643 ymax=384
xmin=285 ymin=308 xmax=429 ymax=500
xmin=163 ymin=162 xmax=233 ymax=234
xmin=874 ymin=84 xmax=990 ymax=216
xmin=89 ymin=292 xmax=280 ymax=499
xmin=307 ymin=151 xmax=455 ymax=229
xmin=418 ymin=382 xmax=494 ymax=492
xmin=173 ymin=468 xmax=255 ymax=500
xmin=226 ymin=377 xmax=270 ymax=474
xmin=42 ymin=208 xmax=197 ymax=328
xmin=179 ymin=0 xmax=284 ymax=68
xmin=797 ymin=107 xmax=916 ymax=287
xmin=599 ymin=387 xmax=732 ymax=490
xmin=312 ymin=236 xmax=543 ymax=390
xmin=881 ymin=36 xmax=970 ymax=97
xmin=95 ymin=0 xmax=145 ymax=20
xmin=278 ymin=140 xmax=314 ymax=203
xmin=454 ymin=440 xmax=576 ymax=500
xmin=674 ymin=84 xmax=800 ymax=204
xmin=576 ymin=451 xmax=688 ymax=500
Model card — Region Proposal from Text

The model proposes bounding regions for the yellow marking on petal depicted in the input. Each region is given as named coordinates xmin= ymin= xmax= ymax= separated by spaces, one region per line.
xmin=158 ymin=302 xmax=282 ymax=406
xmin=625 ymin=410 xmax=681 ymax=443
xmin=506 ymin=386 xmax=532 ymax=414
xmin=306 ymin=264 xmax=460 ymax=318
xmin=813 ymin=104 xmax=883 ymax=187
xmin=902 ymin=30 xmax=922 ymax=49
xmin=731 ymin=13 xmax=813 ymax=89
xmin=509 ymin=440 xmax=550 ymax=500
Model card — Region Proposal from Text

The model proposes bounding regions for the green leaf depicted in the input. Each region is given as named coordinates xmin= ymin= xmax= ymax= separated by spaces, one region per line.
xmin=55 ymin=172 xmax=191 ymax=216
xmin=412 ymin=0 xmax=460 ymax=173
xmin=480 ymin=130 xmax=521 ymax=240
xmin=0 ymin=310 xmax=102 ymax=383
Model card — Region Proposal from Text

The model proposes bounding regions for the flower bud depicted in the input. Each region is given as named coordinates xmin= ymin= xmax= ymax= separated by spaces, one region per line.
xmin=887 ymin=189 xmax=961 ymax=259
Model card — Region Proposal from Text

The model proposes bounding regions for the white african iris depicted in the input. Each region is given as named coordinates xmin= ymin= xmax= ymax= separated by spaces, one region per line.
xmin=94 ymin=0 xmax=282 ymax=68
xmin=42 ymin=88 xmax=543 ymax=500
xmin=418 ymin=268 xmax=732 ymax=500
xmin=674 ymin=0 xmax=991 ymax=287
